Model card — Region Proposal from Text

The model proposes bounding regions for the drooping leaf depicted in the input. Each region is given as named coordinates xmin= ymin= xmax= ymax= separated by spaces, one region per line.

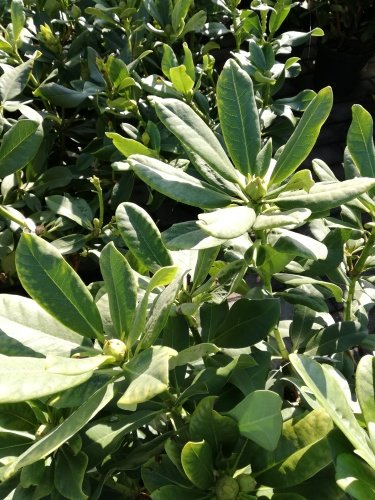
xmin=45 ymin=194 xmax=93 ymax=229
xmin=117 ymin=346 xmax=177 ymax=408
xmin=0 ymin=120 xmax=43 ymax=178
xmin=34 ymin=83 xmax=89 ymax=108
xmin=15 ymin=234 xmax=103 ymax=340
xmin=116 ymin=202 xmax=173 ymax=272
xmin=270 ymin=87 xmax=333 ymax=185
xmin=129 ymin=155 xmax=234 ymax=209
xmin=217 ymin=59 xmax=260 ymax=175
xmin=181 ymin=440 xmax=214 ymax=489
xmin=228 ymin=390 xmax=283 ymax=451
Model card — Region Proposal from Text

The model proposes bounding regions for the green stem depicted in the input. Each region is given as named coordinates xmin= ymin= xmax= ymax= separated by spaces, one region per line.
xmin=90 ymin=176 xmax=104 ymax=229
xmin=344 ymin=228 xmax=375 ymax=320
xmin=274 ymin=327 xmax=289 ymax=362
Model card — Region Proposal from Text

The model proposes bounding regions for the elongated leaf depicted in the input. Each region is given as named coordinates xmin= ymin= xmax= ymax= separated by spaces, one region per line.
xmin=181 ymin=440 xmax=214 ymax=489
xmin=45 ymin=355 xmax=113 ymax=375
xmin=10 ymin=0 xmax=25 ymax=43
xmin=290 ymin=354 xmax=375 ymax=469
xmin=217 ymin=59 xmax=260 ymax=175
xmin=162 ymin=221 xmax=226 ymax=250
xmin=129 ymin=155 xmax=234 ymax=209
xmin=192 ymin=246 xmax=221 ymax=290
xmin=0 ymin=57 xmax=34 ymax=102
xmin=0 ymin=120 xmax=43 ymax=178
xmin=270 ymin=87 xmax=333 ymax=185
xmin=269 ymin=229 xmax=328 ymax=260
xmin=273 ymin=274 xmax=343 ymax=302
xmin=152 ymin=485 xmax=205 ymax=500
xmin=34 ymin=83 xmax=89 ymax=108
xmin=228 ymin=390 xmax=283 ymax=451
xmin=0 ymin=294 xmax=90 ymax=357
xmin=169 ymin=65 xmax=194 ymax=95
xmin=0 ymin=357 xmax=93 ymax=404
xmin=152 ymin=97 xmax=241 ymax=184
xmin=336 ymin=453 xmax=375 ymax=498
xmin=0 ymin=384 xmax=114 ymax=481
xmin=197 ymin=205 xmax=256 ymax=239
xmin=253 ymin=208 xmax=311 ymax=230
xmin=106 ymin=133 xmax=158 ymax=158
xmin=356 ymin=355 xmax=375 ymax=440
xmin=117 ymin=346 xmax=176 ymax=408
xmin=269 ymin=178 xmax=375 ymax=212
xmin=54 ymin=448 xmax=88 ymax=500
xmin=116 ymin=202 xmax=173 ymax=272
xmin=99 ymin=242 xmax=137 ymax=340
xmin=347 ymin=105 xmax=375 ymax=181
xmin=171 ymin=0 xmax=192 ymax=32
xmin=46 ymin=194 xmax=93 ymax=229
xmin=169 ymin=344 xmax=219 ymax=369
xmin=15 ymin=234 xmax=103 ymax=340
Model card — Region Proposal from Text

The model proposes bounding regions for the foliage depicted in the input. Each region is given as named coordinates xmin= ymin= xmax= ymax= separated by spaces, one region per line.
xmin=0 ymin=0 xmax=374 ymax=499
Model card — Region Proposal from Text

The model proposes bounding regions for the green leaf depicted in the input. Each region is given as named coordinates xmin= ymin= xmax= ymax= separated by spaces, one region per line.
xmin=106 ymin=133 xmax=158 ymax=158
xmin=217 ymin=59 xmax=260 ymax=175
xmin=10 ymin=0 xmax=25 ymax=44
xmin=181 ymin=440 xmax=214 ymax=489
xmin=269 ymin=0 xmax=291 ymax=34
xmin=139 ymin=273 xmax=184 ymax=350
xmin=34 ymin=83 xmax=89 ymax=108
xmin=0 ymin=384 xmax=114 ymax=481
xmin=116 ymin=202 xmax=173 ymax=272
xmin=212 ymin=299 xmax=280 ymax=348
xmin=228 ymin=390 xmax=283 ymax=451
xmin=0 ymin=357 xmax=93 ymax=404
xmin=15 ymin=234 xmax=103 ymax=340
xmin=289 ymin=354 xmax=375 ymax=469
xmin=269 ymin=229 xmax=328 ymax=260
xmin=99 ymin=242 xmax=137 ymax=340
xmin=192 ymin=246 xmax=221 ymax=290
xmin=152 ymin=97 xmax=241 ymax=184
xmin=162 ymin=221 xmax=225 ymax=250
xmin=169 ymin=344 xmax=219 ymax=369
xmin=197 ymin=205 xmax=256 ymax=239
xmin=152 ymin=485 xmax=204 ymax=500
xmin=269 ymin=178 xmax=375 ymax=212
xmin=290 ymin=305 xmax=317 ymax=351
xmin=182 ymin=42 xmax=195 ymax=81
xmin=169 ymin=65 xmax=194 ymax=95
xmin=54 ymin=448 xmax=88 ymax=500
xmin=273 ymin=274 xmax=343 ymax=302
xmin=171 ymin=0 xmax=192 ymax=32
xmin=45 ymin=355 xmax=113 ymax=375
xmin=161 ymin=44 xmax=178 ymax=78
xmin=347 ymin=105 xmax=375 ymax=182
xmin=0 ymin=120 xmax=43 ymax=178
xmin=336 ymin=453 xmax=375 ymax=498
xmin=189 ymin=396 xmax=239 ymax=451
xmin=0 ymin=57 xmax=35 ymax=102
xmin=129 ymin=155 xmax=234 ymax=209
xmin=270 ymin=87 xmax=333 ymax=185
xmin=303 ymin=321 xmax=366 ymax=356
xmin=83 ymin=410 xmax=159 ymax=467
xmin=254 ymin=408 xmax=333 ymax=488
xmin=356 ymin=355 xmax=375 ymax=441
xmin=253 ymin=208 xmax=311 ymax=230
xmin=0 ymin=294 xmax=90 ymax=357
xmin=117 ymin=346 xmax=176 ymax=408
xmin=45 ymin=194 xmax=93 ymax=229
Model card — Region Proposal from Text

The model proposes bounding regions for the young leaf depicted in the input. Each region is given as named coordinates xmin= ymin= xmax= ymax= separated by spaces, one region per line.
xmin=151 ymin=97 xmax=241 ymax=184
xmin=106 ymin=133 xmax=158 ymax=158
xmin=99 ymin=242 xmax=137 ymax=340
xmin=0 ymin=384 xmax=114 ymax=481
xmin=0 ymin=120 xmax=43 ymax=178
xmin=217 ymin=59 xmax=260 ymax=175
xmin=117 ymin=346 xmax=177 ymax=408
xmin=129 ymin=155 xmax=234 ymax=208
xmin=116 ymin=202 xmax=173 ymax=272
xmin=347 ymin=104 xmax=375 ymax=184
xmin=181 ymin=440 xmax=214 ymax=489
xmin=228 ymin=390 xmax=283 ymax=451
xmin=169 ymin=65 xmax=195 ymax=95
xmin=15 ymin=234 xmax=103 ymax=340
xmin=270 ymin=87 xmax=333 ymax=185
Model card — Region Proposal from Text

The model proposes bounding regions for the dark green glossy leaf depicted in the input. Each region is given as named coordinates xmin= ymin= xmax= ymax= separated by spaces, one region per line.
xmin=54 ymin=448 xmax=88 ymax=500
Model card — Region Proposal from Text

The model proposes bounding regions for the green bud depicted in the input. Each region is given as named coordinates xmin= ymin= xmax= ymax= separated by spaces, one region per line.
xmin=103 ymin=339 xmax=126 ymax=363
xmin=215 ymin=475 xmax=239 ymax=500
xmin=245 ymin=176 xmax=267 ymax=201
xmin=236 ymin=474 xmax=256 ymax=493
